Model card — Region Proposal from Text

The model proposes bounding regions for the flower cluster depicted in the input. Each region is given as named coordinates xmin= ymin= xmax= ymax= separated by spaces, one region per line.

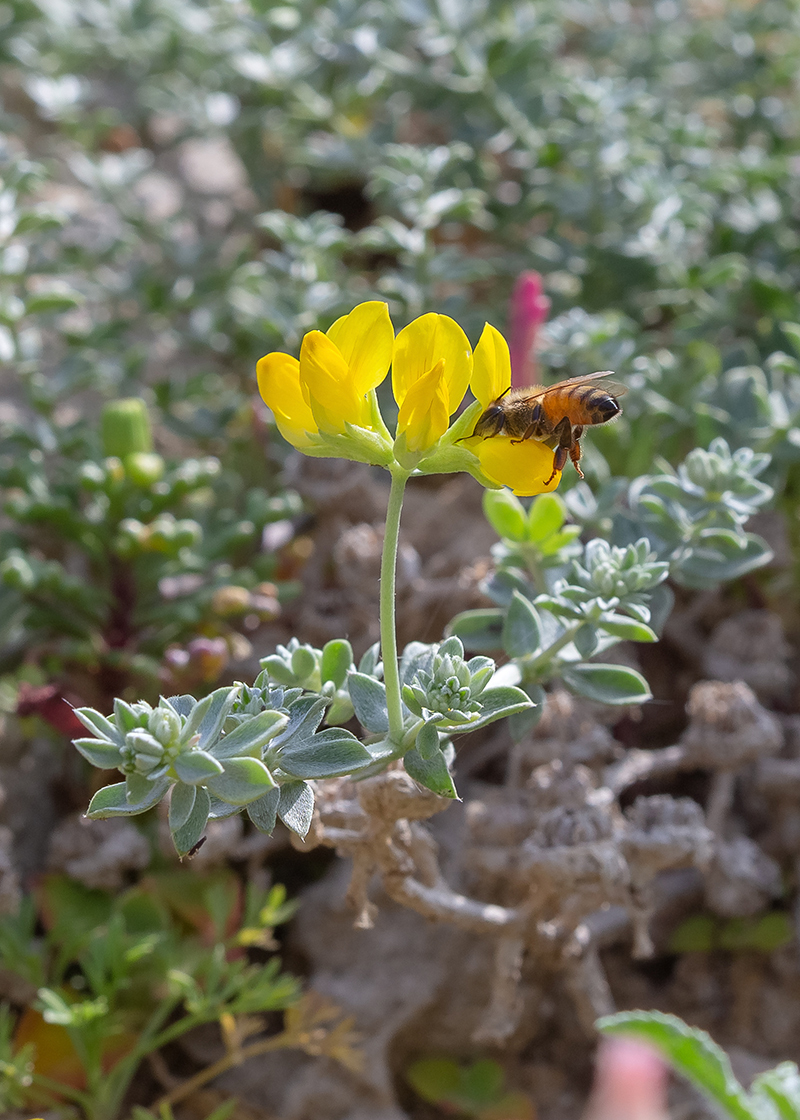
xmin=257 ymin=301 xmax=561 ymax=495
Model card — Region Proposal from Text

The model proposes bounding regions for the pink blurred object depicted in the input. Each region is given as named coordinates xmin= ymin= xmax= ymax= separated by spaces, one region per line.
xmin=508 ymin=270 xmax=551 ymax=388
xmin=583 ymin=1037 xmax=668 ymax=1120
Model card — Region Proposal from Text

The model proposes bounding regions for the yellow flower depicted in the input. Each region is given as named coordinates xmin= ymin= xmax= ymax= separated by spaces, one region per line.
xmin=257 ymin=301 xmax=394 ymax=463
xmin=392 ymin=313 xmax=472 ymax=455
xmin=466 ymin=323 xmax=561 ymax=497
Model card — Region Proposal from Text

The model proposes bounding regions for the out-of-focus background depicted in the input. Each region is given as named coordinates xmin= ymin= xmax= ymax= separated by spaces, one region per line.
xmin=4 ymin=1 xmax=800 ymax=1117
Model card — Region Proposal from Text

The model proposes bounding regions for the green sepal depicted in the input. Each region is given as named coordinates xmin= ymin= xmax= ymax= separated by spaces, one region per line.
xmin=304 ymin=424 xmax=394 ymax=467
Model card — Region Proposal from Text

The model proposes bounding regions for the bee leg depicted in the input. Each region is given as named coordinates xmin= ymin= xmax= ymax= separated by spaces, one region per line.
xmin=569 ymin=425 xmax=585 ymax=479
xmin=541 ymin=417 xmax=575 ymax=484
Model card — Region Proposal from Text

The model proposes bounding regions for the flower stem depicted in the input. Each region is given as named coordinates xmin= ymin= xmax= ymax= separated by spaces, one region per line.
xmin=381 ymin=467 xmax=411 ymax=744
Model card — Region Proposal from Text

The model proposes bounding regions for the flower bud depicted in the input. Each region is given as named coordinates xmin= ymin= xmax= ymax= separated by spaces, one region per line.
xmin=148 ymin=705 xmax=181 ymax=746
xmin=101 ymin=398 xmax=153 ymax=458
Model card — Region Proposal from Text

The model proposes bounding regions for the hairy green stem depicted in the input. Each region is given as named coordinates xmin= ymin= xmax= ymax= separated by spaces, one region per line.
xmin=380 ymin=467 xmax=411 ymax=743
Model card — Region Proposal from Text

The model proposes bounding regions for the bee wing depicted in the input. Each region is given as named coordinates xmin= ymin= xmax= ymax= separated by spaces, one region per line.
xmin=539 ymin=371 xmax=627 ymax=399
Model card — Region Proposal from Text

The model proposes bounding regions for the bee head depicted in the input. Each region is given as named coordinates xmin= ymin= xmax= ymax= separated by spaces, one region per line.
xmin=471 ymin=402 xmax=506 ymax=438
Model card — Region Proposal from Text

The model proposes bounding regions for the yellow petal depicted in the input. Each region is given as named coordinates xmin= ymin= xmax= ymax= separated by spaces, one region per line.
xmin=299 ymin=331 xmax=368 ymax=432
xmin=393 ymin=313 xmax=472 ymax=413
xmin=257 ymin=352 xmax=317 ymax=448
xmin=471 ymin=323 xmax=512 ymax=408
xmin=396 ymin=359 xmax=449 ymax=452
xmin=327 ymin=301 xmax=394 ymax=395
xmin=474 ymin=435 xmax=562 ymax=496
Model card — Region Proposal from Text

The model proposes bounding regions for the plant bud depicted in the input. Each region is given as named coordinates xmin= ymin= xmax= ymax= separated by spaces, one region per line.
xmin=124 ymin=452 xmax=165 ymax=487
xmin=148 ymin=705 xmax=181 ymax=746
xmin=101 ymin=398 xmax=153 ymax=458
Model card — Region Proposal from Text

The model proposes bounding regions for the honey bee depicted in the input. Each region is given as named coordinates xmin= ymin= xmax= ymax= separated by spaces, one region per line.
xmin=466 ymin=371 xmax=625 ymax=485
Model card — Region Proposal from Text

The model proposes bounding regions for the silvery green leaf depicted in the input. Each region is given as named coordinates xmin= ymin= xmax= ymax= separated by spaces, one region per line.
xmin=347 ymin=672 xmax=389 ymax=733
xmin=446 ymin=608 xmax=504 ymax=652
xmin=483 ymin=488 xmax=527 ymax=541
xmin=172 ymin=787 xmax=210 ymax=857
xmin=270 ymin=696 xmax=327 ymax=751
xmin=174 ymin=750 xmax=223 ymax=785
xmin=206 ymin=757 xmax=277 ymax=805
xmin=87 ymin=775 xmax=169 ymax=817
xmin=416 ymin=721 xmax=441 ymax=761
xmin=207 ymin=795 xmax=241 ymax=819
xmin=166 ymin=694 xmax=196 ymax=718
xmin=502 ymin=591 xmax=542 ymax=658
xmin=561 ymin=664 xmax=652 ymax=705
xmin=509 ymin=683 xmax=545 ymax=742
xmin=599 ymin=615 xmax=658 ymax=642
xmin=438 ymin=635 xmax=464 ymax=660
xmin=74 ymin=708 xmax=123 ymax=747
xmin=403 ymin=746 xmax=457 ymax=799
xmin=527 ymin=492 xmax=567 ymax=541
xmin=325 ymin=691 xmax=355 ymax=726
xmin=247 ymin=787 xmax=281 ymax=834
xmin=401 ymin=684 xmax=424 ymax=717
xmin=480 ymin=567 xmax=535 ymax=608
xmin=125 ymin=773 xmax=171 ymax=810
xmin=181 ymin=686 xmax=237 ymax=750
xmin=277 ymin=728 xmax=372 ymax=779
xmin=87 ymin=782 xmax=133 ymax=818
xmin=358 ymin=641 xmax=381 ymax=677
xmin=114 ymin=698 xmax=144 ymax=734
xmin=73 ymin=737 xmax=124 ymax=769
xmin=751 ymin=1063 xmax=800 ymax=1120
xmin=574 ymin=623 xmax=599 ymax=658
xmin=169 ymin=782 xmax=197 ymax=832
xmin=278 ymin=781 xmax=314 ymax=837
xmin=259 ymin=654 xmax=296 ymax=685
xmin=321 ymin=639 xmax=353 ymax=688
xmin=211 ymin=710 xmax=288 ymax=759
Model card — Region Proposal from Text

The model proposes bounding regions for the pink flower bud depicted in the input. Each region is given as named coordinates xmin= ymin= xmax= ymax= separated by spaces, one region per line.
xmin=508 ymin=271 xmax=550 ymax=388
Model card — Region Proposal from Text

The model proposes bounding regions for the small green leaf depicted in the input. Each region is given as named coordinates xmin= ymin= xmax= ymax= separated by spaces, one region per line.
xmin=599 ymin=615 xmax=658 ymax=642
xmin=247 ymin=787 xmax=281 ymax=834
xmin=182 ymin=686 xmax=237 ymax=750
xmin=73 ymin=737 xmax=124 ymax=769
xmin=416 ymin=721 xmax=441 ymax=760
xmin=403 ymin=746 xmax=457 ymax=798
xmin=502 ymin=591 xmax=542 ymax=658
xmin=172 ymin=787 xmax=210 ymax=856
xmin=278 ymin=781 xmax=314 ymax=837
xmin=74 ymin=708 xmax=124 ymax=747
xmin=508 ymin=683 xmax=545 ymax=742
xmin=87 ymin=776 xmax=169 ymax=817
xmin=321 ymin=639 xmax=353 ymax=688
xmin=447 ymin=608 xmax=505 ymax=652
xmin=347 ymin=672 xmax=389 ymax=733
xmin=206 ymin=757 xmax=277 ymax=805
xmin=597 ymin=1011 xmax=754 ymax=1120
xmin=173 ymin=750 xmax=224 ymax=785
xmin=527 ymin=492 xmax=566 ymax=542
xmin=483 ymin=488 xmax=527 ymax=541
xmin=574 ymin=623 xmax=599 ymax=658
xmin=169 ymin=782 xmax=197 ymax=831
xmin=278 ymin=729 xmax=373 ymax=779
xmin=212 ymin=710 xmax=288 ymax=759
xmin=561 ymin=664 xmax=652 ymax=706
